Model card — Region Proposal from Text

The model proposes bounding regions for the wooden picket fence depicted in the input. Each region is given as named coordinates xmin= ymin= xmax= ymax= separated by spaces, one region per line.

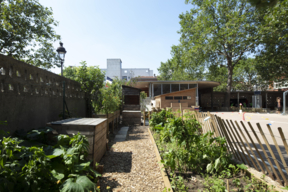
xmin=192 ymin=111 xmax=288 ymax=187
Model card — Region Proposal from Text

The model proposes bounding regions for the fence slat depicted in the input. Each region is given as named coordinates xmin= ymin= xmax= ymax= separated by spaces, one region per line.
xmin=256 ymin=123 xmax=283 ymax=183
xmin=278 ymin=128 xmax=288 ymax=160
xmin=235 ymin=121 xmax=265 ymax=174
xmin=267 ymin=126 xmax=288 ymax=186
xmin=243 ymin=121 xmax=272 ymax=177
xmin=216 ymin=116 xmax=241 ymax=161
xmin=228 ymin=120 xmax=256 ymax=168
xmin=222 ymin=119 xmax=249 ymax=165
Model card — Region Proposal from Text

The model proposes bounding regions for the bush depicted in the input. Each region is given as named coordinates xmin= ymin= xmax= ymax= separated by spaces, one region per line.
xmin=0 ymin=128 xmax=100 ymax=192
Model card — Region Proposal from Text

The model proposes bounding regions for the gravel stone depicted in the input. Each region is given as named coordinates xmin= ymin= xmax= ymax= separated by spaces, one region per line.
xmin=99 ymin=126 xmax=165 ymax=192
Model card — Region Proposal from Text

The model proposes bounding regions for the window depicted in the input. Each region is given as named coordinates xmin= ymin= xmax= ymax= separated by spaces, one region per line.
xmin=122 ymin=76 xmax=127 ymax=80
xmin=165 ymin=96 xmax=173 ymax=100
xmin=171 ymin=84 xmax=179 ymax=92
xmin=189 ymin=84 xmax=197 ymax=89
xmin=128 ymin=76 xmax=130 ymax=79
xmin=124 ymin=70 xmax=127 ymax=73
xmin=174 ymin=96 xmax=182 ymax=100
xmin=146 ymin=70 xmax=148 ymax=72
xmin=154 ymin=84 xmax=161 ymax=96
xmin=180 ymin=84 xmax=188 ymax=90
xmin=163 ymin=84 xmax=170 ymax=94
xmin=183 ymin=96 xmax=187 ymax=100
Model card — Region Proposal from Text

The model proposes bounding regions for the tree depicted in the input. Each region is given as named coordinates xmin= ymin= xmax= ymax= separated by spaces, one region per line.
xmin=254 ymin=0 xmax=288 ymax=83
xmin=158 ymin=45 xmax=205 ymax=81
xmin=0 ymin=0 xmax=60 ymax=69
xmin=63 ymin=61 xmax=105 ymax=117
xmin=174 ymin=0 xmax=259 ymax=106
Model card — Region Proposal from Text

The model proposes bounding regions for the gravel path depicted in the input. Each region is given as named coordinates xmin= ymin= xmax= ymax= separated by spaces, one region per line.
xmin=99 ymin=126 xmax=165 ymax=192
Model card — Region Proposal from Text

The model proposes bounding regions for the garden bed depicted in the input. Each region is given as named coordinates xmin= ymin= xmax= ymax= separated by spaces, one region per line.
xmin=148 ymin=109 xmax=281 ymax=192
xmin=152 ymin=130 xmax=279 ymax=192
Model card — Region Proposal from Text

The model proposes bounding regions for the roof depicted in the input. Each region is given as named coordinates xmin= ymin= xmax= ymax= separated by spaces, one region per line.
xmin=133 ymin=80 xmax=220 ymax=90
xmin=122 ymin=85 xmax=142 ymax=91
xmin=154 ymin=87 xmax=197 ymax=98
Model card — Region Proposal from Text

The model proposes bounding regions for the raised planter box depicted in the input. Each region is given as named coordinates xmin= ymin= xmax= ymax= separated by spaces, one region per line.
xmin=47 ymin=118 xmax=107 ymax=169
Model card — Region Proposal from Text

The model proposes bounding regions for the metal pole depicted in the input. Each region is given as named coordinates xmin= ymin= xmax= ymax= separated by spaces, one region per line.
xmin=61 ymin=61 xmax=63 ymax=76
xmin=282 ymin=90 xmax=288 ymax=115
xmin=61 ymin=60 xmax=65 ymax=119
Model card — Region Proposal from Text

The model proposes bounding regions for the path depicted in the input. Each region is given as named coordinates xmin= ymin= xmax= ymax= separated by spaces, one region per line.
xmin=99 ymin=126 xmax=165 ymax=192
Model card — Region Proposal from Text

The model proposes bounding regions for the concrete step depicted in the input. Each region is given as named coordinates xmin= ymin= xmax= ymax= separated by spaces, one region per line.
xmin=114 ymin=126 xmax=129 ymax=142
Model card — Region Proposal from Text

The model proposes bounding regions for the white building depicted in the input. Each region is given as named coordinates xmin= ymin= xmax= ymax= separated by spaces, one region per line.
xmin=100 ymin=59 xmax=154 ymax=81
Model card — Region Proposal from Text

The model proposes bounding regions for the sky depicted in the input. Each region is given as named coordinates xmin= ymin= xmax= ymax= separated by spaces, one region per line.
xmin=39 ymin=0 xmax=194 ymax=76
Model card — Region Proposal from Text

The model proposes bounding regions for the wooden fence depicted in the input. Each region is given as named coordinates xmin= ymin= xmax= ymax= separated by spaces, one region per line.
xmin=193 ymin=111 xmax=288 ymax=187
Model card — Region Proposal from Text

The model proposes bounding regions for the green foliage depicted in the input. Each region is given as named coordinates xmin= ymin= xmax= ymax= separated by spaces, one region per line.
xmin=93 ymin=78 xmax=122 ymax=114
xmin=0 ymin=129 xmax=100 ymax=192
xmin=63 ymin=61 xmax=105 ymax=117
xmin=149 ymin=109 xmax=174 ymax=130
xmin=0 ymin=0 xmax=60 ymax=69
xmin=170 ymin=173 xmax=188 ymax=192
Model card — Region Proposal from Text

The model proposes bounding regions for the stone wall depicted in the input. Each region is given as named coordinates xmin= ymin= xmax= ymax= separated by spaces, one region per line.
xmin=0 ymin=54 xmax=86 ymax=133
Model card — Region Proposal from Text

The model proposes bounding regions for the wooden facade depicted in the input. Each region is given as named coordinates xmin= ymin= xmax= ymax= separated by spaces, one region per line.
xmin=155 ymin=88 xmax=197 ymax=109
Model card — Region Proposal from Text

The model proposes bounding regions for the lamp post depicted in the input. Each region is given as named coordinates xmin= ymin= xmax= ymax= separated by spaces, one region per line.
xmin=56 ymin=42 xmax=67 ymax=119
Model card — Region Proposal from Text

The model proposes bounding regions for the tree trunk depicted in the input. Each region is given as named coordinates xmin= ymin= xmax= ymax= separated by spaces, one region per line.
xmin=226 ymin=60 xmax=233 ymax=107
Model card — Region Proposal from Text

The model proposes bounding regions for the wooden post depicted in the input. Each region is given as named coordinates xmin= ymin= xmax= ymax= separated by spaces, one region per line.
xmin=256 ymin=123 xmax=285 ymax=184
xmin=234 ymin=121 xmax=265 ymax=174
xmin=180 ymin=103 xmax=182 ymax=119
xmin=143 ymin=111 xmax=146 ymax=126
xmin=267 ymin=126 xmax=288 ymax=186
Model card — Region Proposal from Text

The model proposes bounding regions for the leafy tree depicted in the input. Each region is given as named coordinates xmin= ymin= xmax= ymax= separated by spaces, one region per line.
xmin=168 ymin=0 xmax=259 ymax=106
xmin=0 ymin=0 xmax=60 ymax=69
xmin=63 ymin=61 xmax=105 ymax=117
xmin=254 ymin=0 xmax=288 ymax=83
xmin=158 ymin=45 xmax=205 ymax=81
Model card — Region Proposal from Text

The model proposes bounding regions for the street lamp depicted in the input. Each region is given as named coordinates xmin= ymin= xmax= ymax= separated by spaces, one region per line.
xmin=56 ymin=42 xmax=67 ymax=76
xmin=56 ymin=42 xmax=67 ymax=119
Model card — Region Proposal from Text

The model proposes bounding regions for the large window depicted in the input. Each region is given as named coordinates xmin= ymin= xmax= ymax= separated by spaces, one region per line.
xmin=163 ymin=84 xmax=170 ymax=94
xmin=180 ymin=84 xmax=188 ymax=90
xmin=171 ymin=84 xmax=179 ymax=92
xmin=174 ymin=96 xmax=182 ymax=100
xmin=189 ymin=84 xmax=197 ymax=89
xmin=165 ymin=96 xmax=173 ymax=100
xmin=154 ymin=84 xmax=161 ymax=96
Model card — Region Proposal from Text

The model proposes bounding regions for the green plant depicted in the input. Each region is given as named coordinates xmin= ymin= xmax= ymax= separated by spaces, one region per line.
xmin=170 ymin=173 xmax=188 ymax=192
xmin=232 ymin=178 xmax=241 ymax=188
xmin=0 ymin=128 xmax=101 ymax=192
xmin=204 ymin=176 xmax=228 ymax=192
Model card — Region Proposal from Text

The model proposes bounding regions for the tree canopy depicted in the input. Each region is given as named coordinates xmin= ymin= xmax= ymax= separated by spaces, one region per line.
xmin=0 ymin=0 xmax=60 ymax=69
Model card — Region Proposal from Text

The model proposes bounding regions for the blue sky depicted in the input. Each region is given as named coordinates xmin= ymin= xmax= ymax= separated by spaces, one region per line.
xmin=39 ymin=0 xmax=194 ymax=75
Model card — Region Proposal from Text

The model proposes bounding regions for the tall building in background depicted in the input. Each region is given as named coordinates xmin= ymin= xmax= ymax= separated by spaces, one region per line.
xmin=101 ymin=59 xmax=154 ymax=81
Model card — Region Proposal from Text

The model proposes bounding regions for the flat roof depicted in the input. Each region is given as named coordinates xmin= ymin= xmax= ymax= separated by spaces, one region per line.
xmin=133 ymin=80 xmax=220 ymax=90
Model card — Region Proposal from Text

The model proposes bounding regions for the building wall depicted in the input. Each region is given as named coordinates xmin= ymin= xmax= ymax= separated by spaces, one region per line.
xmin=0 ymin=54 xmax=86 ymax=134
xmin=121 ymin=68 xmax=153 ymax=80
xmin=100 ymin=59 xmax=153 ymax=80
xmin=106 ymin=59 xmax=122 ymax=80
xmin=155 ymin=88 xmax=196 ymax=109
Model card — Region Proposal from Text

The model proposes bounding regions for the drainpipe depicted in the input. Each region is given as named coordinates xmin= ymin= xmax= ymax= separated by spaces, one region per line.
xmin=282 ymin=90 xmax=288 ymax=115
